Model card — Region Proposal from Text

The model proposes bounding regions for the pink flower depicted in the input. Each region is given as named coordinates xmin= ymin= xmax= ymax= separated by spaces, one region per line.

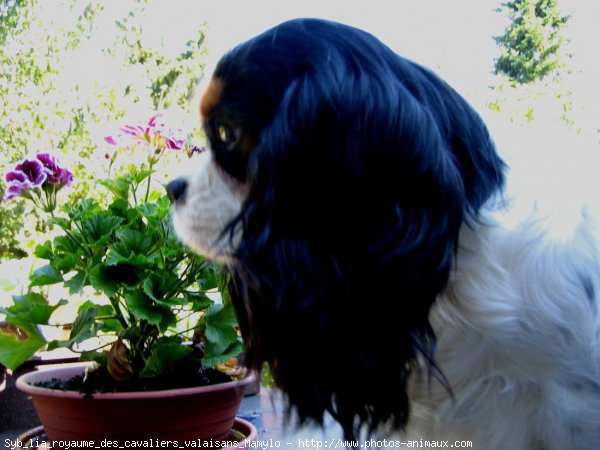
xmin=104 ymin=136 xmax=118 ymax=146
xmin=147 ymin=114 xmax=159 ymax=128
xmin=104 ymin=113 xmax=187 ymax=153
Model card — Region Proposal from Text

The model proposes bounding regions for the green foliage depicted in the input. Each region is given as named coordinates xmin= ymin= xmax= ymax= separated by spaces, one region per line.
xmin=0 ymin=292 xmax=64 ymax=369
xmin=494 ymin=0 xmax=569 ymax=84
xmin=0 ymin=103 xmax=242 ymax=386
xmin=0 ymin=0 xmax=207 ymax=259
xmin=0 ymin=0 xmax=31 ymax=47
xmin=0 ymin=169 xmax=241 ymax=380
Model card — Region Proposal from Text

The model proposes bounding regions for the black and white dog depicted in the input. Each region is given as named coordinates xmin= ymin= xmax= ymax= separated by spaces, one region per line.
xmin=168 ymin=18 xmax=600 ymax=449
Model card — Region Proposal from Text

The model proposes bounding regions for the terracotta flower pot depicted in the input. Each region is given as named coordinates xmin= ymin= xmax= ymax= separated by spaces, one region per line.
xmin=16 ymin=363 xmax=256 ymax=445
xmin=17 ymin=418 xmax=258 ymax=449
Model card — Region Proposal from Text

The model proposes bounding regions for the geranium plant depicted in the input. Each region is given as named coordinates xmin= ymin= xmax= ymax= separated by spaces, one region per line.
xmin=0 ymin=114 xmax=244 ymax=390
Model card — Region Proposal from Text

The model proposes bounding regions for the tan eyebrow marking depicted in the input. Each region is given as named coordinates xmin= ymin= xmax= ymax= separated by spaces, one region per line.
xmin=199 ymin=77 xmax=224 ymax=121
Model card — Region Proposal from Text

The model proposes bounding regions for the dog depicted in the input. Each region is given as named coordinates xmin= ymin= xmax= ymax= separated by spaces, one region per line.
xmin=167 ymin=18 xmax=600 ymax=449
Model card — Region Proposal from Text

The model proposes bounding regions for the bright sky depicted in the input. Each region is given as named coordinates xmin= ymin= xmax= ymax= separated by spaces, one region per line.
xmin=147 ymin=0 xmax=507 ymax=101
xmin=26 ymin=0 xmax=598 ymax=136
xmin=138 ymin=0 xmax=599 ymax=139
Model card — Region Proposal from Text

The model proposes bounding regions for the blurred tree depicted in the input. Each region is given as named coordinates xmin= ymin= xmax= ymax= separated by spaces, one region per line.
xmin=0 ymin=0 xmax=207 ymax=260
xmin=494 ymin=0 xmax=569 ymax=84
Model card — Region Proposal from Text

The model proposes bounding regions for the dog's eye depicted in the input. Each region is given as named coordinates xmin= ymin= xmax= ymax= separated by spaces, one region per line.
xmin=216 ymin=124 xmax=241 ymax=150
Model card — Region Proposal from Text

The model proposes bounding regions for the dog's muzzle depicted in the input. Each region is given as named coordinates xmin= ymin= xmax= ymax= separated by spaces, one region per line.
xmin=166 ymin=178 xmax=188 ymax=204
xmin=166 ymin=152 xmax=245 ymax=262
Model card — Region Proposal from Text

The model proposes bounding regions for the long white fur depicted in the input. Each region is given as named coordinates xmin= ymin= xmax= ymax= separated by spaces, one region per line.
xmin=399 ymin=127 xmax=600 ymax=449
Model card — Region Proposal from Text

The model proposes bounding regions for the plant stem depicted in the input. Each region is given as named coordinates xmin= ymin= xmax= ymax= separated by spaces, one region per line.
xmin=70 ymin=341 xmax=114 ymax=353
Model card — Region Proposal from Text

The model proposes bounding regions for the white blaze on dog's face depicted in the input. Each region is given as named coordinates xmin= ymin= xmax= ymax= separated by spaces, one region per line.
xmin=169 ymin=151 xmax=246 ymax=261
xmin=169 ymin=77 xmax=250 ymax=262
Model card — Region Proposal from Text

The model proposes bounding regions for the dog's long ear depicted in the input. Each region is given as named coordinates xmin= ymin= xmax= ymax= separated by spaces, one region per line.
xmin=228 ymin=20 xmax=505 ymax=440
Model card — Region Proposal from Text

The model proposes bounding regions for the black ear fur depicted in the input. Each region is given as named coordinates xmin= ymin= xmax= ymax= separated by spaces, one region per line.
xmin=224 ymin=19 xmax=505 ymax=440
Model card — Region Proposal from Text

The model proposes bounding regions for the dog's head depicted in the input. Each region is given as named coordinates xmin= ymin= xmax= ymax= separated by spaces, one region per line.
xmin=169 ymin=18 xmax=505 ymax=438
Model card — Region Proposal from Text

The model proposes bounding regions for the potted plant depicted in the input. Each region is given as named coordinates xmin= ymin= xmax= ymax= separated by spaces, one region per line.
xmin=0 ymin=114 xmax=256 ymax=445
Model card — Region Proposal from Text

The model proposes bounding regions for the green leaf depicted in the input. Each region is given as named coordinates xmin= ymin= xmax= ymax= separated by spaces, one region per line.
xmin=83 ymin=214 xmax=124 ymax=243
xmin=51 ymin=253 xmax=79 ymax=273
xmin=142 ymin=272 xmax=180 ymax=303
xmin=47 ymin=306 xmax=103 ymax=351
xmin=89 ymin=264 xmax=121 ymax=297
xmin=131 ymin=167 xmax=152 ymax=185
xmin=45 ymin=340 xmax=63 ymax=351
xmin=140 ymin=196 xmax=170 ymax=222
xmin=122 ymin=326 xmax=141 ymax=342
xmin=105 ymin=251 xmax=148 ymax=268
xmin=108 ymin=198 xmax=135 ymax=220
xmin=204 ymin=302 xmax=238 ymax=328
xmin=69 ymin=307 xmax=99 ymax=343
xmin=198 ymin=271 xmax=219 ymax=291
xmin=79 ymin=302 xmax=122 ymax=333
xmin=203 ymin=302 xmax=239 ymax=357
xmin=202 ymin=341 xmax=244 ymax=367
xmin=53 ymin=235 xmax=82 ymax=254
xmin=29 ymin=264 xmax=63 ymax=287
xmin=124 ymin=290 xmax=175 ymax=327
xmin=0 ymin=323 xmax=47 ymax=371
xmin=48 ymin=216 xmax=72 ymax=231
xmin=116 ymin=229 xmax=153 ymax=254
xmin=34 ymin=240 xmax=53 ymax=259
xmin=98 ymin=178 xmax=130 ymax=202
xmin=139 ymin=342 xmax=192 ymax=378
xmin=100 ymin=318 xmax=124 ymax=333
xmin=106 ymin=230 xmax=153 ymax=267
xmin=139 ymin=202 xmax=157 ymax=220
xmin=153 ymin=296 xmax=188 ymax=308
xmin=69 ymin=198 xmax=100 ymax=221
xmin=64 ymin=270 xmax=87 ymax=294
xmin=184 ymin=291 xmax=213 ymax=311
xmin=3 ymin=293 xmax=66 ymax=325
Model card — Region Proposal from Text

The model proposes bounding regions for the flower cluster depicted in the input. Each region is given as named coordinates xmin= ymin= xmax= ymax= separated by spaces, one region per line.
xmin=104 ymin=113 xmax=206 ymax=162
xmin=104 ymin=113 xmax=185 ymax=154
xmin=4 ymin=153 xmax=73 ymax=212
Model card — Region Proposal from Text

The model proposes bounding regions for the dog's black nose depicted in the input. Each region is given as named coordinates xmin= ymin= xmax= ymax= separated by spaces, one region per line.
xmin=165 ymin=178 xmax=188 ymax=203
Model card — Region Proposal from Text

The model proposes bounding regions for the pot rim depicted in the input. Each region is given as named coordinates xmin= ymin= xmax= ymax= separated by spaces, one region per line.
xmin=16 ymin=416 xmax=258 ymax=448
xmin=16 ymin=362 xmax=257 ymax=400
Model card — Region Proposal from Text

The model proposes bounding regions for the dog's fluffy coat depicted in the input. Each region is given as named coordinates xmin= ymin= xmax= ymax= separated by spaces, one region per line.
xmin=169 ymin=19 xmax=600 ymax=449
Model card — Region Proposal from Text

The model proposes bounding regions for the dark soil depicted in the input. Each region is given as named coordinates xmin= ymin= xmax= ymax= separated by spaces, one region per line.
xmin=36 ymin=365 xmax=233 ymax=395
xmin=34 ymin=346 xmax=234 ymax=394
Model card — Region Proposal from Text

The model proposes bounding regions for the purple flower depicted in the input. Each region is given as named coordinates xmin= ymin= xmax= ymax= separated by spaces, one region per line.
xmin=4 ymin=171 xmax=34 ymax=201
xmin=36 ymin=153 xmax=73 ymax=186
xmin=53 ymin=167 xmax=74 ymax=186
xmin=6 ymin=170 xmax=32 ymax=185
xmin=3 ymin=158 xmax=45 ymax=202
xmin=165 ymin=136 xmax=185 ymax=151
xmin=14 ymin=159 xmax=47 ymax=188
xmin=3 ymin=153 xmax=73 ymax=204
xmin=36 ymin=153 xmax=57 ymax=169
